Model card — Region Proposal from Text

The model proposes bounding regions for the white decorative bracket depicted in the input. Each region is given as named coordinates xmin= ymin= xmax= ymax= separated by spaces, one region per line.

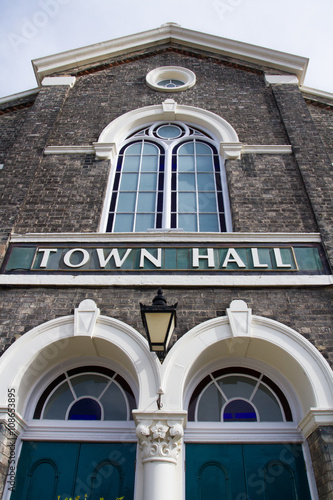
xmin=74 ymin=299 xmax=100 ymax=337
xmin=226 ymin=300 xmax=252 ymax=337
xmin=162 ymin=99 xmax=177 ymax=120
xmin=41 ymin=76 xmax=76 ymax=88
xmin=220 ymin=142 xmax=242 ymax=160
xmin=133 ymin=411 xmax=187 ymax=464
xmin=93 ymin=142 xmax=117 ymax=160
xmin=264 ymin=74 xmax=299 ymax=86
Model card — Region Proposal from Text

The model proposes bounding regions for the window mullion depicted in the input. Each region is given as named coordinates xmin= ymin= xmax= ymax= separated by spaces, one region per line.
xmin=162 ymin=144 xmax=172 ymax=229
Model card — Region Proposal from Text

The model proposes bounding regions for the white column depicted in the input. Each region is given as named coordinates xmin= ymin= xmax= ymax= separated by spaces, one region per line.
xmin=133 ymin=411 xmax=187 ymax=500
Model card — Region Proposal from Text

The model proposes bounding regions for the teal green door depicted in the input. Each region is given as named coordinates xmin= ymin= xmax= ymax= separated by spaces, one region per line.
xmin=11 ymin=441 xmax=136 ymax=500
xmin=186 ymin=443 xmax=312 ymax=500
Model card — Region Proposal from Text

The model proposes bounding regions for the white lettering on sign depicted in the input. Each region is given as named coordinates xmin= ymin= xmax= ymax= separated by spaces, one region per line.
xmin=96 ymin=248 xmax=132 ymax=268
xmin=251 ymin=248 xmax=268 ymax=268
xmin=139 ymin=248 xmax=162 ymax=268
xmin=38 ymin=248 xmax=57 ymax=267
xmin=273 ymin=248 xmax=291 ymax=268
xmin=63 ymin=248 xmax=90 ymax=268
xmin=222 ymin=248 xmax=246 ymax=268
xmin=192 ymin=248 xmax=215 ymax=268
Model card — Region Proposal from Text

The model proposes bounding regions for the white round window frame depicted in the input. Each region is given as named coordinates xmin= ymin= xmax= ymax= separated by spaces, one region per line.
xmin=146 ymin=66 xmax=196 ymax=92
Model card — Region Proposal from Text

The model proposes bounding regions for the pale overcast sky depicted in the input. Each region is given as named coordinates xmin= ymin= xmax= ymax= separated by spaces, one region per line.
xmin=0 ymin=0 xmax=332 ymax=99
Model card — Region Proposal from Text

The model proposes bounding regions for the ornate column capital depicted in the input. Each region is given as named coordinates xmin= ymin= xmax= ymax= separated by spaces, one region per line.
xmin=133 ymin=411 xmax=187 ymax=464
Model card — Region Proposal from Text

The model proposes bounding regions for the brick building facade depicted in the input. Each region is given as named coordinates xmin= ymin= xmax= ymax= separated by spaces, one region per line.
xmin=0 ymin=23 xmax=333 ymax=500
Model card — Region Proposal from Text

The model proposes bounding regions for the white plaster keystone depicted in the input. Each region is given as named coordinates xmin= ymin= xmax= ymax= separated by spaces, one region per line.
xmin=162 ymin=99 xmax=177 ymax=119
xmin=227 ymin=300 xmax=252 ymax=337
xmin=74 ymin=299 xmax=100 ymax=337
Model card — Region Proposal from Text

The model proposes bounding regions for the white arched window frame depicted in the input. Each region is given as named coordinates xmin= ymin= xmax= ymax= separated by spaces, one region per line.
xmin=103 ymin=121 xmax=230 ymax=233
xmin=97 ymin=102 xmax=239 ymax=233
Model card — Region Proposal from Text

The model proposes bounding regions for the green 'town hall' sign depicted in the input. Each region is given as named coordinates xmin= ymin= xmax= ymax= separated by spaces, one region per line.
xmin=1 ymin=243 xmax=328 ymax=274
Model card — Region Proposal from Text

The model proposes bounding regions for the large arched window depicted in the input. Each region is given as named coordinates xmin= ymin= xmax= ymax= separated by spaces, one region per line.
xmin=188 ymin=367 xmax=293 ymax=423
xmin=33 ymin=366 xmax=136 ymax=421
xmin=105 ymin=122 xmax=229 ymax=233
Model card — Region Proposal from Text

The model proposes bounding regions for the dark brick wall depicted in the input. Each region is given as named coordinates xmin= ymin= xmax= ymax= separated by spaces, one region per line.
xmin=271 ymin=85 xmax=333 ymax=268
xmin=226 ymin=154 xmax=317 ymax=232
xmin=307 ymin=102 xmax=333 ymax=163
xmin=0 ymin=109 xmax=30 ymax=164
xmin=1 ymin=286 xmax=333 ymax=366
xmin=0 ymin=86 xmax=71 ymax=266
xmin=308 ymin=426 xmax=333 ymax=499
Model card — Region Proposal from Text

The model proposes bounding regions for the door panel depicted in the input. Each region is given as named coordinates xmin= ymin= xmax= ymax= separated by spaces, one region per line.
xmin=11 ymin=441 xmax=136 ymax=500
xmin=186 ymin=443 xmax=312 ymax=500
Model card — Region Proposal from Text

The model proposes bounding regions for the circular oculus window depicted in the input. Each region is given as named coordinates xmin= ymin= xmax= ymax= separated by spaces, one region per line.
xmin=146 ymin=66 xmax=196 ymax=92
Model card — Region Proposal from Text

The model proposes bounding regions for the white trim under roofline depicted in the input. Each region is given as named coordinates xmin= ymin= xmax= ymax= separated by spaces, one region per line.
xmin=0 ymin=87 xmax=40 ymax=105
xmin=31 ymin=23 xmax=309 ymax=86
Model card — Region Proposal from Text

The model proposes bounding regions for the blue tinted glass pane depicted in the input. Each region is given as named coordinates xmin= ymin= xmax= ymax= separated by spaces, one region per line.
xmin=43 ymin=382 xmax=74 ymax=419
xmin=139 ymin=173 xmax=157 ymax=190
xmin=196 ymin=143 xmax=212 ymax=154
xmin=252 ymin=385 xmax=283 ymax=421
xmin=157 ymin=125 xmax=182 ymax=138
xmin=198 ymin=192 xmax=217 ymax=212
xmin=199 ymin=214 xmax=219 ymax=232
xmin=178 ymin=174 xmax=195 ymax=191
xmin=137 ymin=192 xmax=156 ymax=211
xmin=68 ymin=398 xmax=102 ymax=420
xmin=100 ymin=383 xmax=128 ymax=420
xmin=178 ymin=192 xmax=197 ymax=212
xmin=71 ymin=374 xmax=109 ymax=399
xmin=113 ymin=214 xmax=134 ymax=232
xmin=178 ymin=142 xmax=194 ymax=154
xmin=178 ymin=156 xmax=195 ymax=172
xmin=223 ymin=400 xmax=257 ymax=422
xmin=143 ymin=143 xmax=158 ymax=155
xmin=120 ymin=173 xmax=138 ymax=190
xmin=158 ymin=79 xmax=184 ymax=87
xmin=117 ymin=192 xmax=136 ymax=212
xmin=197 ymin=173 xmax=215 ymax=191
xmin=197 ymin=156 xmax=214 ymax=172
xmin=135 ymin=213 xmax=155 ymax=232
xmin=141 ymin=155 xmax=158 ymax=172
xmin=125 ymin=143 xmax=142 ymax=155
xmin=122 ymin=155 xmax=140 ymax=172
xmin=179 ymin=213 xmax=197 ymax=231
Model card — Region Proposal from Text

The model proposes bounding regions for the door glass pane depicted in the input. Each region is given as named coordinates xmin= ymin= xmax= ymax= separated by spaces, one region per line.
xmin=43 ymin=382 xmax=74 ymax=419
xmin=70 ymin=374 xmax=109 ymax=399
xmin=100 ymin=383 xmax=128 ymax=420
xmin=223 ymin=399 xmax=257 ymax=422
xmin=252 ymin=385 xmax=283 ymax=421
xmin=68 ymin=398 xmax=102 ymax=420
xmin=197 ymin=383 xmax=224 ymax=421
xmin=218 ymin=376 xmax=257 ymax=400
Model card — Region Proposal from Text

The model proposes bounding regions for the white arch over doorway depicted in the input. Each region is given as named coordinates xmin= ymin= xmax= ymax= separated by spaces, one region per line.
xmin=161 ymin=300 xmax=333 ymax=434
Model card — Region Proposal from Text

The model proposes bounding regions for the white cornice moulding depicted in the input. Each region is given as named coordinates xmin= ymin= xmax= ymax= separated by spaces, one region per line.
xmin=242 ymin=145 xmax=292 ymax=154
xmin=0 ymin=275 xmax=331 ymax=287
xmin=265 ymin=74 xmax=299 ymax=85
xmin=32 ymin=24 xmax=309 ymax=86
xmin=44 ymin=145 xmax=95 ymax=155
xmin=299 ymin=409 xmax=333 ymax=438
xmin=41 ymin=76 xmax=76 ymax=87
xmin=0 ymin=87 xmax=40 ymax=105
xmin=300 ymin=85 xmax=333 ymax=103
xmin=9 ymin=231 xmax=322 ymax=244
